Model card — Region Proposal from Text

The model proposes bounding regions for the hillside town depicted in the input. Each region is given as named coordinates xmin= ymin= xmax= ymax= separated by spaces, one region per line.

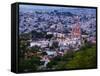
xmin=19 ymin=5 xmax=96 ymax=71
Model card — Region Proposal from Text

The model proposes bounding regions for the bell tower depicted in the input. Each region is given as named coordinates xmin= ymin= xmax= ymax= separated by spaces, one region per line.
xmin=71 ymin=16 xmax=81 ymax=39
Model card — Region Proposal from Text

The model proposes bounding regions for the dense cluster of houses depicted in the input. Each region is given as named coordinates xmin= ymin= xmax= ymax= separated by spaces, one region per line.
xmin=29 ymin=19 xmax=82 ymax=67
xmin=19 ymin=10 xmax=96 ymax=68
xmin=25 ymin=16 xmax=95 ymax=68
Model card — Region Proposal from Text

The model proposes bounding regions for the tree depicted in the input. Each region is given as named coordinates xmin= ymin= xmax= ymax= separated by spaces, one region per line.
xmin=47 ymin=60 xmax=57 ymax=68
xmin=45 ymin=34 xmax=53 ymax=40
xmin=19 ymin=39 xmax=30 ymax=58
xmin=66 ymin=45 xmax=96 ymax=69
xmin=19 ymin=55 xmax=41 ymax=72
xmin=47 ymin=44 xmax=96 ymax=70
xmin=31 ymin=46 xmax=40 ymax=52
xmin=51 ymin=41 xmax=59 ymax=49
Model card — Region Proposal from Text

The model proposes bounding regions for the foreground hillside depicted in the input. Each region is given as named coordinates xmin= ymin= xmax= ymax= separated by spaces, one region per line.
xmin=47 ymin=43 xmax=97 ymax=70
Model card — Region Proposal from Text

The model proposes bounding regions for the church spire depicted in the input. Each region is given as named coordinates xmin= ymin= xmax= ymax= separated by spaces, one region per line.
xmin=71 ymin=16 xmax=81 ymax=39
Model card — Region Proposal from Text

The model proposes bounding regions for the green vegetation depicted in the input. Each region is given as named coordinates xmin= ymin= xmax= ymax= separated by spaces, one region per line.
xmin=31 ymin=46 xmax=40 ymax=52
xmin=47 ymin=43 xmax=97 ymax=69
xmin=19 ymin=33 xmax=42 ymax=72
xmin=19 ymin=33 xmax=97 ymax=71
xmin=66 ymin=44 xmax=96 ymax=69
xmin=18 ymin=56 xmax=41 ymax=72
xmin=31 ymin=30 xmax=46 ymax=39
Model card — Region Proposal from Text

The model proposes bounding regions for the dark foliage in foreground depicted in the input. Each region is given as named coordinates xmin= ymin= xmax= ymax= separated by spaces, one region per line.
xmin=47 ymin=44 xmax=96 ymax=69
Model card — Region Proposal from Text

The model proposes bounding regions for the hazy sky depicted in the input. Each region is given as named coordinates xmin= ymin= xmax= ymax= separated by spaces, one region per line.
xmin=19 ymin=4 xmax=96 ymax=15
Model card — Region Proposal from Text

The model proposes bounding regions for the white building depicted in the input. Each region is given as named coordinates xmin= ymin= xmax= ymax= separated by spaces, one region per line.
xmin=30 ymin=40 xmax=49 ymax=48
xmin=46 ymin=51 xmax=57 ymax=56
